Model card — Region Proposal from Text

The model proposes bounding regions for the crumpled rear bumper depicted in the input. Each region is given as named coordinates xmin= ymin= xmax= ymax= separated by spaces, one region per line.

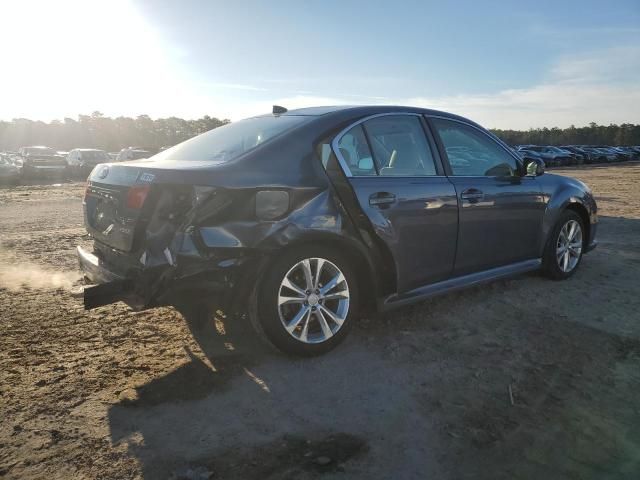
xmin=78 ymin=244 xmax=262 ymax=312
xmin=77 ymin=246 xmax=140 ymax=310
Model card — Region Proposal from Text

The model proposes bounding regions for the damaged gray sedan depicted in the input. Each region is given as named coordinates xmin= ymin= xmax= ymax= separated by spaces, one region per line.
xmin=78 ymin=105 xmax=597 ymax=355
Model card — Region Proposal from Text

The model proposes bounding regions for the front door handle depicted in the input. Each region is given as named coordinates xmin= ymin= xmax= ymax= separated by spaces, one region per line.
xmin=460 ymin=188 xmax=484 ymax=202
xmin=369 ymin=192 xmax=396 ymax=207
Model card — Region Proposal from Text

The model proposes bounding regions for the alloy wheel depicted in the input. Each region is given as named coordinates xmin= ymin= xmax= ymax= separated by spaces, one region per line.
xmin=556 ymin=219 xmax=583 ymax=273
xmin=277 ymin=257 xmax=350 ymax=344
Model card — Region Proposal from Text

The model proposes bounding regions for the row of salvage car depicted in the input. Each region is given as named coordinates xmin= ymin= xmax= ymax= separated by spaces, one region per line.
xmin=2 ymin=142 xmax=639 ymax=186
xmin=0 ymin=146 xmax=153 ymax=184
xmin=514 ymin=145 xmax=640 ymax=167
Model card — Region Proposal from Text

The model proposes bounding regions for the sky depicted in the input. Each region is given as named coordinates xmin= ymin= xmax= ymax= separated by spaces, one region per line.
xmin=0 ymin=0 xmax=638 ymax=129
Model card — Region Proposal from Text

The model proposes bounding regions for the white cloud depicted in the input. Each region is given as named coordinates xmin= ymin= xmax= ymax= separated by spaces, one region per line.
xmin=406 ymin=83 xmax=640 ymax=130
xmin=232 ymin=46 xmax=640 ymax=129
xmin=417 ymin=46 xmax=640 ymax=129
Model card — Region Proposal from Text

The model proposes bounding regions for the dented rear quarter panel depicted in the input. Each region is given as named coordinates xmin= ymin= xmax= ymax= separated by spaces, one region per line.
xmin=83 ymin=109 xmax=397 ymax=310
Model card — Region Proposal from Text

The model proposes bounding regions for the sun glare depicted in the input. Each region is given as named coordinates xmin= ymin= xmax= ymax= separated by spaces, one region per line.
xmin=0 ymin=0 xmax=179 ymax=120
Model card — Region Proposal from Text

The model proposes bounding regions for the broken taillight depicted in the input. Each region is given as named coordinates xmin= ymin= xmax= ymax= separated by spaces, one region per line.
xmin=126 ymin=184 xmax=151 ymax=209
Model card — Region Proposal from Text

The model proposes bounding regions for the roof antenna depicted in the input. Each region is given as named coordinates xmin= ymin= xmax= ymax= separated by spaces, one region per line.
xmin=272 ymin=105 xmax=288 ymax=115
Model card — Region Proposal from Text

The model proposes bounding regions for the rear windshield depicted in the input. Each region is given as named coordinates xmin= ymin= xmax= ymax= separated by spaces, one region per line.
xmin=152 ymin=115 xmax=308 ymax=163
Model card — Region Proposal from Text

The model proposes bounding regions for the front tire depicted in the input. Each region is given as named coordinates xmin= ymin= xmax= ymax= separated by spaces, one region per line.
xmin=542 ymin=210 xmax=585 ymax=280
xmin=254 ymin=246 xmax=358 ymax=356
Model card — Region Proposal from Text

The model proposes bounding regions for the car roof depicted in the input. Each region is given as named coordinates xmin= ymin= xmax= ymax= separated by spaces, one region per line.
xmin=270 ymin=105 xmax=476 ymax=123
xmin=77 ymin=148 xmax=104 ymax=152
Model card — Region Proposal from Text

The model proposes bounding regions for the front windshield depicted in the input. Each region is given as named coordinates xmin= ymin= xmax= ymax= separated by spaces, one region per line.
xmin=152 ymin=115 xmax=309 ymax=163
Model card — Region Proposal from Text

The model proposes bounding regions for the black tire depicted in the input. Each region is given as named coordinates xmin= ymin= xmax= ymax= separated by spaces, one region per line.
xmin=542 ymin=210 xmax=585 ymax=280
xmin=253 ymin=245 xmax=358 ymax=356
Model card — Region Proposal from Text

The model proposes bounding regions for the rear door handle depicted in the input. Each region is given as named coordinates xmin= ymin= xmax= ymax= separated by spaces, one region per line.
xmin=460 ymin=188 xmax=484 ymax=201
xmin=369 ymin=192 xmax=396 ymax=206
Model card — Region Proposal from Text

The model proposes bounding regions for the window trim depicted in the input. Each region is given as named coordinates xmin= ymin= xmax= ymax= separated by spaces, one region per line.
xmin=331 ymin=112 xmax=445 ymax=178
xmin=425 ymin=115 xmax=525 ymax=178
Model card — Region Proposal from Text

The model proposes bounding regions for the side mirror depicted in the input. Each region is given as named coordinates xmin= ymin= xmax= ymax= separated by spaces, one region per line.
xmin=523 ymin=157 xmax=545 ymax=176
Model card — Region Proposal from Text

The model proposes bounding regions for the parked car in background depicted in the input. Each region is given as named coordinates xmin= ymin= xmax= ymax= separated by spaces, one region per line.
xmin=115 ymin=147 xmax=152 ymax=161
xmin=516 ymin=145 xmax=573 ymax=167
xmin=78 ymin=105 xmax=598 ymax=356
xmin=108 ymin=152 xmax=119 ymax=160
xmin=576 ymin=146 xmax=607 ymax=163
xmin=66 ymin=149 xmax=111 ymax=177
xmin=592 ymin=147 xmax=619 ymax=163
xmin=18 ymin=146 xmax=68 ymax=178
xmin=0 ymin=155 xmax=21 ymax=184
xmin=610 ymin=146 xmax=638 ymax=161
xmin=561 ymin=146 xmax=596 ymax=164
xmin=514 ymin=147 xmax=545 ymax=164
xmin=552 ymin=146 xmax=584 ymax=165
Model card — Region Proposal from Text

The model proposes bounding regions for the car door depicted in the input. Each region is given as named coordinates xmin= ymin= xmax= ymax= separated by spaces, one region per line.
xmin=428 ymin=116 xmax=545 ymax=276
xmin=334 ymin=114 xmax=458 ymax=293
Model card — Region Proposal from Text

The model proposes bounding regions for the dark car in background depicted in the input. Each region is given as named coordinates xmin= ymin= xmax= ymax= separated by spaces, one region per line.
xmin=589 ymin=147 xmax=619 ymax=163
xmin=18 ymin=146 xmax=68 ymax=178
xmin=611 ymin=146 xmax=639 ymax=161
xmin=562 ymin=146 xmax=596 ymax=164
xmin=516 ymin=145 xmax=574 ymax=167
xmin=78 ymin=106 xmax=598 ymax=356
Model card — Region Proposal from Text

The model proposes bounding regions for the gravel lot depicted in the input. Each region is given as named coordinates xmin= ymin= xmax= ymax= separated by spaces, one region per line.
xmin=1 ymin=164 xmax=639 ymax=479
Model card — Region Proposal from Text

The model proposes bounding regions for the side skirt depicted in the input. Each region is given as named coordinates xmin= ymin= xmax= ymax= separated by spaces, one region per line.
xmin=380 ymin=258 xmax=542 ymax=311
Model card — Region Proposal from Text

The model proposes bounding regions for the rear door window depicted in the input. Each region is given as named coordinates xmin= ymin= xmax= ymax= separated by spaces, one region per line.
xmin=363 ymin=115 xmax=437 ymax=176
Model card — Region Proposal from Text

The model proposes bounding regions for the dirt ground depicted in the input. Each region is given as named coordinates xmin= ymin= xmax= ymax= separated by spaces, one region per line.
xmin=1 ymin=164 xmax=639 ymax=480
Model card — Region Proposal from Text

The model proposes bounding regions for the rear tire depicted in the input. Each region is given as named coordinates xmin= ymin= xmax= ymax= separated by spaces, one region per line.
xmin=253 ymin=246 xmax=358 ymax=356
xmin=542 ymin=210 xmax=585 ymax=280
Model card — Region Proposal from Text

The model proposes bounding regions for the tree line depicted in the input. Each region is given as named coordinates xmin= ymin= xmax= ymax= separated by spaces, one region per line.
xmin=1 ymin=112 xmax=639 ymax=152
xmin=491 ymin=123 xmax=640 ymax=147
xmin=0 ymin=112 xmax=229 ymax=152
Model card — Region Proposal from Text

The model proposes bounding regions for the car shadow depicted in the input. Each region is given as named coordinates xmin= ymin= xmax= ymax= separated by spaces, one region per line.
xmin=106 ymin=299 xmax=277 ymax=475
xmin=106 ymin=299 xmax=375 ymax=479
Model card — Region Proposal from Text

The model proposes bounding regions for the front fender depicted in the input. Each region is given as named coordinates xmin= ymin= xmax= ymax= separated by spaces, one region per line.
xmin=538 ymin=174 xmax=598 ymax=256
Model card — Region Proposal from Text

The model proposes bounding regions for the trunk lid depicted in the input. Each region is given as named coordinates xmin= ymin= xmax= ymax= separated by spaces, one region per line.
xmin=84 ymin=160 xmax=209 ymax=252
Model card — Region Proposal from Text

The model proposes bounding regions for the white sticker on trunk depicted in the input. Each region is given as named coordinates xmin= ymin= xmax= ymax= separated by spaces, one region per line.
xmin=138 ymin=172 xmax=155 ymax=183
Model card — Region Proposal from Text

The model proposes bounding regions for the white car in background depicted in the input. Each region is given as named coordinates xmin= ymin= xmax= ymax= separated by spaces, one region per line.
xmin=115 ymin=147 xmax=152 ymax=161
xmin=0 ymin=155 xmax=21 ymax=184
xmin=66 ymin=149 xmax=111 ymax=177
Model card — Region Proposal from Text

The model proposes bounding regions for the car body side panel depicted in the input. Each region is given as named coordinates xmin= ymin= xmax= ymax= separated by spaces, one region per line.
xmin=446 ymin=176 xmax=545 ymax=275
xmin=348 ymin=176 xmax=458 ymax=293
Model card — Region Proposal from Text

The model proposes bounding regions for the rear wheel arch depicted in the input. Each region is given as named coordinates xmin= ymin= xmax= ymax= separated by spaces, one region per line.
xmin=257 ymin=234 xmax=386 ymax=315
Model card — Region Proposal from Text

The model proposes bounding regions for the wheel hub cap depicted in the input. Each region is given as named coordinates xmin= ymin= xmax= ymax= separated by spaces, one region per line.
xmin=556 ymin=219 xmax=583 ymax=273
xmin=277 ymin=257 xmax=350 ymax=344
